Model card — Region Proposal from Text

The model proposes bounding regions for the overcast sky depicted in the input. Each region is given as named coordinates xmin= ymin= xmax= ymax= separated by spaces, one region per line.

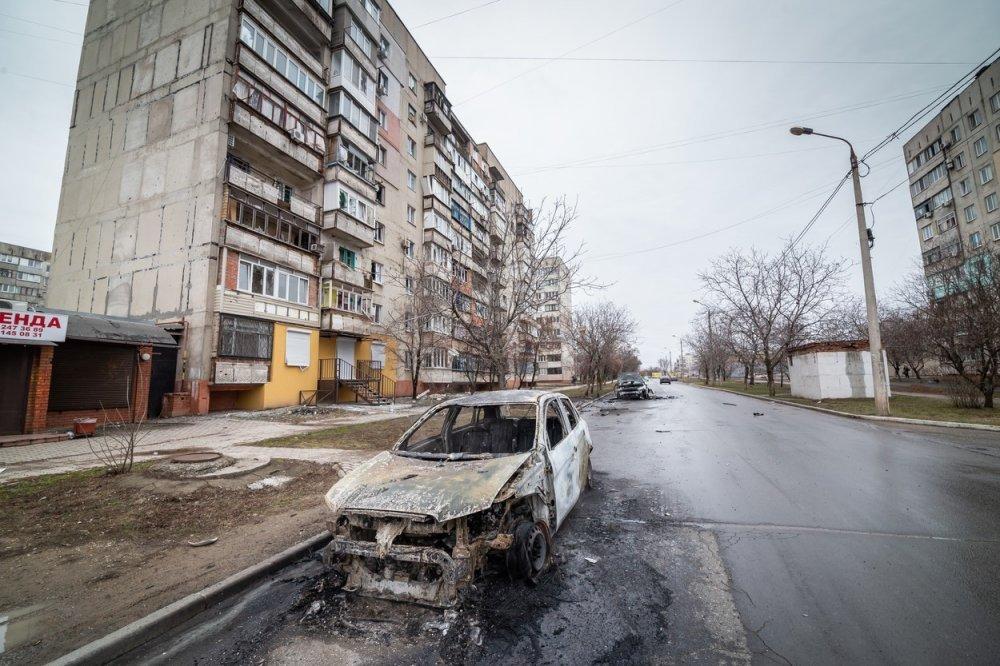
xmin=1 ymin=0 xmax=998 ymax=365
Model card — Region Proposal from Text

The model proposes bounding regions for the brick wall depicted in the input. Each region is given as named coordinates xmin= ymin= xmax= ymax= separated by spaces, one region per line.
xmin=224 ymin=248 xmax=240 ymax=290
xmin=46 ymin=344 xmax=154 ymax=429
xmin=24 ymin=346 xmax=53 ymax=433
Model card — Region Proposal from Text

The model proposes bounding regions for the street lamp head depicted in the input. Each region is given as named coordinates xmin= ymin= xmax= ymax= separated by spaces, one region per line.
xmin=789 ymin=126 xmax=813 ymax=136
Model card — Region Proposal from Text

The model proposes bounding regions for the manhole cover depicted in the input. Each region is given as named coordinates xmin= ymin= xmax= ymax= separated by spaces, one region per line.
xmin=171 ymin=452 xmax=222 ymax=463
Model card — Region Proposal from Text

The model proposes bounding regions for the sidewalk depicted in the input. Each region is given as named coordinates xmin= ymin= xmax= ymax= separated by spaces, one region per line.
xmin=0 ymin=404 xmax=426 ymax=482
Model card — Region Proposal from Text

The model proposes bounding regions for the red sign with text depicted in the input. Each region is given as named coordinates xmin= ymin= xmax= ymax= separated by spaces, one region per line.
xmin=0 ymin=310 xmax=68 ymax=343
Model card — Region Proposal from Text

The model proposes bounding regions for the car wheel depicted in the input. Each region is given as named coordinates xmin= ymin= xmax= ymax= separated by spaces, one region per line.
xmin=507 ymin=521 xmax=549 ymax=584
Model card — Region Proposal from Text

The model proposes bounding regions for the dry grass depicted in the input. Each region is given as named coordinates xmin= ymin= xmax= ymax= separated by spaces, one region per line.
xmin=705 ymin=380 xmax=1000 ymax=427
xmin=252 ymin=415 xmax=421 ymax=450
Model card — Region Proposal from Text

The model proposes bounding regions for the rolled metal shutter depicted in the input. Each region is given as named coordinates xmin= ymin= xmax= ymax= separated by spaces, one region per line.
xmin=48 ymin=341 xmax=135 ymax=411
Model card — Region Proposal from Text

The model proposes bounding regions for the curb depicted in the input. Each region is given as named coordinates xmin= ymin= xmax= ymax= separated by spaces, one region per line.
xmin=49 ymin=531 xmax=333 ymax=666
xmin=690 ymin=383 xmax=1000 ymax=432
xmin=576 ymin=389 xmax=616 ymax=411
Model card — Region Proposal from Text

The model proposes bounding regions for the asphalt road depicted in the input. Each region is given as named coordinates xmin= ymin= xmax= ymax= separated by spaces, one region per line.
xmin=128 ymin=383 xmax=1000 ymax=664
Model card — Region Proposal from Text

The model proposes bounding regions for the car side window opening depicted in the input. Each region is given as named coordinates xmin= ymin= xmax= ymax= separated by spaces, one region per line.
xmin=545 ymin=401 xmax=569 ymax=448
xmin=561 ymin=398 xmax=578 ymax=430
xmin=397 ymin=404 xmax=538 ymax=456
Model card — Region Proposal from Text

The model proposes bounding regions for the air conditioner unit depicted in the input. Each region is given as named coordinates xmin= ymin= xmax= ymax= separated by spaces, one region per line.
xmin=401 ymin=239 xmax=410 ymax=250
xmin=309 ymin=243 xmax=324 ymax=253
xmin=289 ymin=127 xmax=306 ymax=143
xmin=921 ymin=211 xmax=933 ymax=219
xmin=946 ymin=160 xmax=955 ymax=170
xmin=227 ymin=134 xmax=235 ymax=148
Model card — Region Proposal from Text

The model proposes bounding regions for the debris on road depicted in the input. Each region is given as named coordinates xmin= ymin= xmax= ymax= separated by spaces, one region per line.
xmin=722 ymin=402 xmax=737 ymax=406
xmin=247 ymin=475 xmax=293 ymax=491
xmin=187 ymin=537 xmax=218 ymax=548
xmin=584 ymin=556 xmax=600 ymax=564
xmin=655 ymin=429 xmax=671 ymax=433
xmin=753 ymin=412 xmax=765 ymax=417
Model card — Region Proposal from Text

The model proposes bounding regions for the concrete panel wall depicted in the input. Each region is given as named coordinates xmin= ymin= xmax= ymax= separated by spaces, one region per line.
xmin=48 ymin=0 xmax=237 ymax=385
xmin=789 ymin=350 xmax=892 ymax=400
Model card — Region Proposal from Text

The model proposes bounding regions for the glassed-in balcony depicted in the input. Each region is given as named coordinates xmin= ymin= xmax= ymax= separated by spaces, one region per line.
xmin=226 ymin=160 xmax=321 ymax=224
xmin=423 ymin=81 xmax=452 ymax=134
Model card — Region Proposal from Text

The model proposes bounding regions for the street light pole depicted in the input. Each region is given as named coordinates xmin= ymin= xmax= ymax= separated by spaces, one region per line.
xmin=789 ymin=127 xmax=891 ymax=416
xmin=672 ymin=334 xmax=684 ymax=377
xmin=693 ymin=299 xmax=715 ymax=385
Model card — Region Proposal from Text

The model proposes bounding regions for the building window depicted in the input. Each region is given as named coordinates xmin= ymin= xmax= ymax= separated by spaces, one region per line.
xmin=379 ymin=35 xmax=390 ymax=58
xmin=377 ymin=109 xmax=387 ymax=130
xmin=920 ymin=225 xmax=933 ymax=241
xmin=969 ymin=109 xmax=984 ymax=130
xmin=990 ymin=92 xmax=1000 ymax=114
xmin=347 ymin=19 xmax=375 ymax=59
xmin=219 ymin=315 xmax=273 ymax=360
xmin=405 ymin=276 xmax=414 ymax=294
xmin=333 ymin=49 xmax=372 ymax=98
xmin=407 ymin=205 xmax=416 ymax=225
xmin=373 ymin=221 xmax=385 ymax=243
xmin=953 ymin=152 xmax=966 ymax=169
xmin=407 ymin=104 xmax=417 ymax=123
xmin=339 ymin=246 xmax=357 ymax=269
xmin=407 ymin=135 xmax=416 ymax=157
xmin=328 ymin=91 xmax=378 ymax=142
xmin=992 ymin=222 xmax=1000 ymax=241
xmin=371 ymin=303 xmax=382 ymax=323
xmin=377 ymin=145 xmax=387 ymax=165
xmin=0 ymin=283 xmax=16 ymax=294
xmin=228 ymin=187 xmax=319 ymax=252
xmin=237 ymin=256 xmax=310 ymax=305
xmin=404 ymin=240 xmax=415 ymax=258
xmin=950 ymin=126 xmax=962 ymax=143
xmin=986 ymin=192 xmax=999 ymax=213
xmin=233 ymin=75 xmax=325 ymax=153
xmin=546 ymin=367 xmax=562 ymax=375
xmin=974 ymin=136 xmax=988 ymax=157
xmin=371 ymin=260 xmax=383 ymax=285
xmin=0 ymin=253 xmax=16 ymax=264
xmin=240 ymin=16 xmax=325 ymax=107
xmin=285 ymin=329 xmax=311 ymax=367
xmin=408 ymin=73 xmax=416 ymax=91
xmin=958 ymin=177 xmax=972 ymax=196
xmin=965 ymin=204 xmax=979 ymax=222
xmin=422 ymin=347 xmax=450 ymax=369
xmin=970 ymin=231 xmax=983 ymax=249
xmin=980 ymin=163 xmax=994 ymax=185
xmin=937 ymin=213 xmax=957 ymax=232
xmin=407 ymin=171 xmax=416 ymax=190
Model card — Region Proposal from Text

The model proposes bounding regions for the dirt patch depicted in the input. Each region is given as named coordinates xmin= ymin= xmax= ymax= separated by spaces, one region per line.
xmin=252 ymin=415 xmax=420 ymax=450
xmin=238 ymin=406 xmax=357 ymax=425
xmin=0 ymin=460 xmax=341 ymax=664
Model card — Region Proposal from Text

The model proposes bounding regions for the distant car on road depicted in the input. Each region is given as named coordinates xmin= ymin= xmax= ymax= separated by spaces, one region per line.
xmin=659 ymin=375 xmax=672 ymax=384
xmin=616 ymin=373 xmax=652 ymax=399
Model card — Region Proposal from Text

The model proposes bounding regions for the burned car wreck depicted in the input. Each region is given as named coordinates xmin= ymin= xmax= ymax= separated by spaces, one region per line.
xmin=322 ymin=390 xmax=593 ymax=607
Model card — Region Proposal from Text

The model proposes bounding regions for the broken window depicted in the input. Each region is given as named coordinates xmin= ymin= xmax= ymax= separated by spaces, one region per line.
xmin=396 ymin=403 xmax=540 ymax=457
xmin=544 ymin=401 xmax=568 ymax=447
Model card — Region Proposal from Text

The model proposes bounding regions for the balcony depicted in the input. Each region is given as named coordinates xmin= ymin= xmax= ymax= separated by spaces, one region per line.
xmin=423 ymin=81 xmax=452 ymax=135
xmin=323 ymin=209 xmax=376 ymax=247
xmin=323 ymin=261 xmax=371 ymax=290
xmin=226 ymin=160 xmax=321 ymax=224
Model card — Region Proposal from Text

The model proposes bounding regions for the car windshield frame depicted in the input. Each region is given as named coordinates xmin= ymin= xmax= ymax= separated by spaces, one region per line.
xmin=619 ymin=373 xmax=643 ymax=383
xmin=392 ymin=400 xmax=541 ymax=461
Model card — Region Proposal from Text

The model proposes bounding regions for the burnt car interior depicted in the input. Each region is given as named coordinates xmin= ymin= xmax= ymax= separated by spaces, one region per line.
xmin=397 ymin=403 xmax=554 ymax=456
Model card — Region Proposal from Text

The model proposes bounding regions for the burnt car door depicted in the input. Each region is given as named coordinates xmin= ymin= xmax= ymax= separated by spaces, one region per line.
xmin=542 ymin=398 xmax=582 ymax=529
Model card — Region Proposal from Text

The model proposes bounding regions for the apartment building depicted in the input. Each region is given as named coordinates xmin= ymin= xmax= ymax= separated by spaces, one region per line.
xmin=535 ymin=257 xmax=574 ymax=384
xmin=0 ymin=243 xmax=50 ymax=308
xmin=905 ymin=58 xmax=1000 ymax=295
xmin=48 ymin=0 xmax=528 ymax=412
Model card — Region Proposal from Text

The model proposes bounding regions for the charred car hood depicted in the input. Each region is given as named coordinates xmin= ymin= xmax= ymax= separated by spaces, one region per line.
xmin=325 ymin=451 xmax=533 ymax=523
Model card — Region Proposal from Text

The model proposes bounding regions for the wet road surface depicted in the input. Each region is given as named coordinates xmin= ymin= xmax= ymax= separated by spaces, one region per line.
xmin=128 ymin=383 xmax=1000 ymax=664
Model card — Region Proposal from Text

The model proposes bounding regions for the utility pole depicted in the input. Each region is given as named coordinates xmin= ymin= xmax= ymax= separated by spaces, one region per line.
xmin=790 ymin=127 xmax=891 ymax=416
xmin=693 ymin=300 xmax=715 ymax=385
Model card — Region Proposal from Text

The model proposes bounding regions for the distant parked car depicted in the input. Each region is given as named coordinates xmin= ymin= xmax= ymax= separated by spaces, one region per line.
xmin=659 ymin=375 xmax=672 ymax=384
xmin=616 ymin=373 xmax=651 ymax=399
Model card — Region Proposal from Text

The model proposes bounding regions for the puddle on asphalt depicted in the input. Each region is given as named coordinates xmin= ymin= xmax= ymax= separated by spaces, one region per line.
xmin=0 ymin=604 xmax=48 ymax=655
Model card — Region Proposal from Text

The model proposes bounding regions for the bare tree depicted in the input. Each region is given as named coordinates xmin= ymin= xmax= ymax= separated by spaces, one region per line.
xmin=568 ymin=302 xmax=639 ymax=396
xmin=450 ymin=198 xmax=596 ymax=389
xmin=899 ymin=253 xmax=1000 ymax=407
xmin=373 ymin=254 xmax=451 ymax=399
xmin=91 ymin=368 xmax=149 ymax=474
xmin=698 ymin=241 xmax=847 ymax=396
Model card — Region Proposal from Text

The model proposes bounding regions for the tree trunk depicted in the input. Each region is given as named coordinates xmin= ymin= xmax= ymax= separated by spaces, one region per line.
xmin=765 ymin=365 xmax=776 ymax=397
xmin=985 ymin=385 xmax=995 ymax=409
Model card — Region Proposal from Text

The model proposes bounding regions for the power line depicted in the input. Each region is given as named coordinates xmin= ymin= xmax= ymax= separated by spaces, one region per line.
xmin=860 ymin=46 xmax=1000 ymax=162
xmin=414 ymin=0 xmax=503 ymax=29
xmin=455 ymin=0 xmax=688 ymax=105
xmin=45 ymin=0 xmax=89 ymax=6
xmin=0 ymin=26 xmax=80 ymax=46
xmin=0 ymin=68 xmax=74 ymax=87
xmin=515 ymin=86 xmax=945 ymax=176
xmin=436 ymin=55 xmax=976 ymax=67
xmin=0 ymin=11 xmax=83 ymax=35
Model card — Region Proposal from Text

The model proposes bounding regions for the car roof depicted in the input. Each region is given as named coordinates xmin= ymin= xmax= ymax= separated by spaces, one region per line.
xmin=436 ymin=389 xmax=565 ymax=407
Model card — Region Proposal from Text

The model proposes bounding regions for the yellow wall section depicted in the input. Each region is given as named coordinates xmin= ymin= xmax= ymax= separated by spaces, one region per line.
xmin=236 ymin=324 xmax=320 ymax=410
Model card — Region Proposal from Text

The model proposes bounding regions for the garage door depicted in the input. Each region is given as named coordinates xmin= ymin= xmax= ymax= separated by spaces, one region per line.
xmin=48 ymin=341 xmax=135 ymax=412
xmin=0 ymin=345 xmax=31 ymax=435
